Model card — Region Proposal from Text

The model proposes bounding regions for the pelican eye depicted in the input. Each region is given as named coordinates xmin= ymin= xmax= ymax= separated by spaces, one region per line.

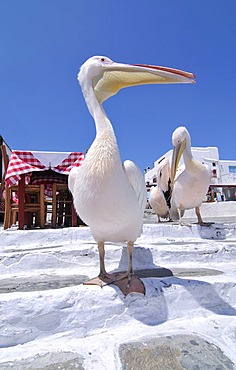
xmin=101 ymin=58 xmax=105 ymax=62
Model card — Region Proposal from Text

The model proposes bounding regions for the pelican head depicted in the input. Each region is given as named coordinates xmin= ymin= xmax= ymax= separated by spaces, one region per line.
xmin=171 ymin=126 xmax=191 ymax=183
xmin=78 ymin=55 xmax=196 ymax=104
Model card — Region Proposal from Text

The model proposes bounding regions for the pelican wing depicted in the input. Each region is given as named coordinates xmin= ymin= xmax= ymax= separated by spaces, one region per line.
xmin=123 ymin=160 xmax=147 ymax=213
xmin=68 ymin=166 xmax=80 ymax=194
xmin=149 ymin=186 xmax=169 ymax=217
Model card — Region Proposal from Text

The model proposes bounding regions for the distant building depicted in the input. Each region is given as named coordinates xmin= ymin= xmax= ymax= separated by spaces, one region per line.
xmin=145 ymin=146 xmax=236 ymax=201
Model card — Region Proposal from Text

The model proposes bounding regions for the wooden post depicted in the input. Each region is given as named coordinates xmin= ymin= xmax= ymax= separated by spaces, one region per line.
xmin=72 ymin=203 xmax=77 ymax=227
xmin=52 ymin=183 xmax=57 ymax=228
xmin=3 ymin=186 xmax=10 ymax=229
xmin=39 ymin=184 xmax=45 ymax=228
xmin=18 ymin=174 xmax=25 ymax=230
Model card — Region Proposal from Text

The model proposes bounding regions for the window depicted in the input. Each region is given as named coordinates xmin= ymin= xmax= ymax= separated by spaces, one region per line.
xmin=229 ymin=166 xmax=236 ymax=173
xmin=212 ymin=169 xmax=217 ymax=178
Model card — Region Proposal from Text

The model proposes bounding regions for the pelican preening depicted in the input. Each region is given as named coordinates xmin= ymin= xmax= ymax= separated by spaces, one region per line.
xmin=149 ymin=158 xmax=172 ymax=222
xmin=170 ymin=126 xmax=212 ymax=225
xmin=69 ymin=56 xmax=195 ymax=295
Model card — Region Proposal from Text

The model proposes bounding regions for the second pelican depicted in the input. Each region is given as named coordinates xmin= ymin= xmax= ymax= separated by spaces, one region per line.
xmin=170 ymin=126 xmax=212 ymax=225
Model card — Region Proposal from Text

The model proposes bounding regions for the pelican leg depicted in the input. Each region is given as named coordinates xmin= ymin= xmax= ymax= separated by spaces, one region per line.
xmin=126 ymin=241 xmax=134 ymax=289
xmin=167 ymin=211 xmax=172 ymax=222
xmin=84 ymin=241 xmax=127 ymax=287
xmin=178 ymin=208 xmax=191 ymax=227
xmin=195 ymin=207 xmax=213 ymax=226
xmin=195 ymin=206 xmax=203 ymax=224
xmin=177 ymin=208 xmax=182 ymax=223
xmin=113 ymin=241 xmax=145 ymax=296
xmin=98 ymin=241 xmax=107 ymax=278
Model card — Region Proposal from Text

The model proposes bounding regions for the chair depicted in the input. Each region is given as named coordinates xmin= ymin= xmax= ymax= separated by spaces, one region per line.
xmin=4 ymin=183 xmax=45 ymax=230
xmin=30 ymin=170 xmax=75 ymax=227
xmin=51 ymin=183 xmax=77 ymax=227
xmin=1 ymin=145 xmax=45 ymax=230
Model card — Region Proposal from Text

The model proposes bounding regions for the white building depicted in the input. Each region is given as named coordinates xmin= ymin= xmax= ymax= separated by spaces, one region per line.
xmin=145 ymin=146 xmax=236 ymax=201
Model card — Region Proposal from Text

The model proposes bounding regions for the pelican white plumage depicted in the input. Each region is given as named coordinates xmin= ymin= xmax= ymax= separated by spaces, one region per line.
xmin=170 ymin=126 xmax=212 ymax=226
xmin=69 ymin=56 xmax=195 ymax=295
xmin=149 ymin=158 xmax=172 ymax=222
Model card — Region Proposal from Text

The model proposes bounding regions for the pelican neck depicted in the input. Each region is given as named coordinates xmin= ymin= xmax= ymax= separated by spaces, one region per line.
xmin=84 ymin=85 xmax=114 ymax=136
xmin=183 ymin=133 xmax=194 ymax=168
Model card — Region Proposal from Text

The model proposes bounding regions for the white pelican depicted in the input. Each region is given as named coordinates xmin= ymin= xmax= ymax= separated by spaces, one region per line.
xmin=149 ymin=158 xmax=172 ymax=222
xmin=69 ymin=56 xmax=195 ymax=295
xmin=170 ymin=126 xmax=211 ymax=226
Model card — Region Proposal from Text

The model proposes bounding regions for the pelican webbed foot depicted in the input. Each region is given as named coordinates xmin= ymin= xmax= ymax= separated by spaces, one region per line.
xmin=83 ymin=271 xmax=128 ymax=287
xmin=179 ymin=221 xmax=192 ymax=227
xmin=198 ymin=221 xmax=214 ymax=227
xmin=83 ymin=272 xmax=145 ymax=295
xmin=113 ymin=274 xmax=145 ymax=296
xmin=84 ymin=241 xmax=145 ymax=295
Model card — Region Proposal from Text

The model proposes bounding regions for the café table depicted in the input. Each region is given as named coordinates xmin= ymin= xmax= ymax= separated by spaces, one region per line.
xmin=5 ymin=150 xmax=84 ymax=229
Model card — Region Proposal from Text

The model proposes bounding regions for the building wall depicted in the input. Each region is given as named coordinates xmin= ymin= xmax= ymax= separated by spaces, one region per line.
xmin=145 ymin=146 xmax=236 ymax=201
xmin=145 ymin=146 xmax=220 ymax=183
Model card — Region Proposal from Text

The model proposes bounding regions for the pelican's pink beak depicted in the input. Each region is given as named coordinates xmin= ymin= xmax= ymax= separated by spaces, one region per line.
xmin=133 ymin=63 xmax=196 ymax=83
xmin=93 ymin=59 xmax=196 ymax=103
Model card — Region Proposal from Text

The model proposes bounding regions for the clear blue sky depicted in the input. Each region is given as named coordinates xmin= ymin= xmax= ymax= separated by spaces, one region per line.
xmin=1 ymin=1 xmax=236 ymax=172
